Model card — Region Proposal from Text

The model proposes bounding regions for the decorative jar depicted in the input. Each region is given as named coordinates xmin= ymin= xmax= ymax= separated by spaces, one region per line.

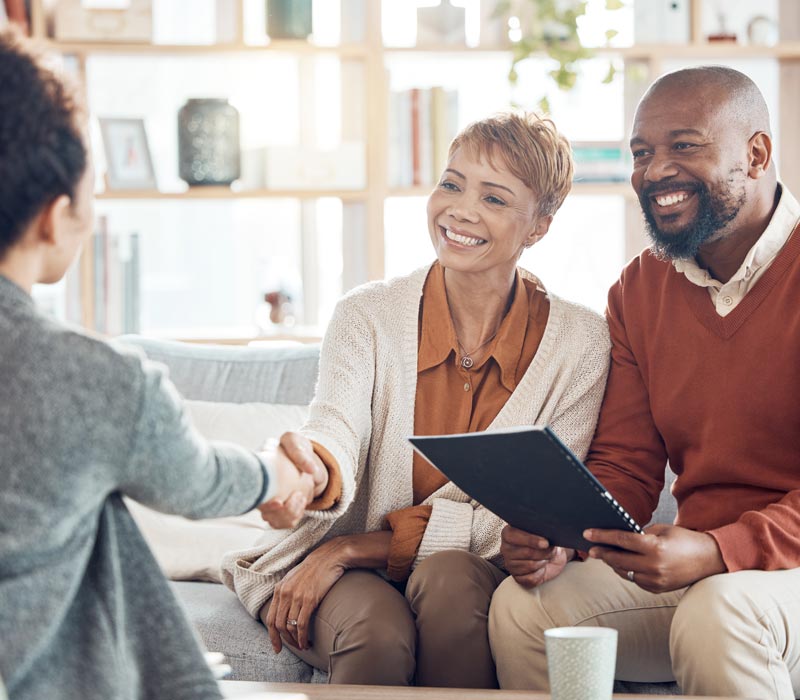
xmin=266 ymin=0 xmax=312 ymax=40
xmin=178 ymin=98 xmax=240 ymax=186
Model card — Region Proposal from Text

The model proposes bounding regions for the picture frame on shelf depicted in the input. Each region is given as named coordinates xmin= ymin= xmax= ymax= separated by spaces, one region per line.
xmin=99 ymin=117 xmax=157 ymax=191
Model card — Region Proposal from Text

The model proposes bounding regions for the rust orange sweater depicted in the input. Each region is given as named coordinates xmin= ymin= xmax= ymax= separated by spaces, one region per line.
xmin=588 ymin=227 xmax=800 ymax=572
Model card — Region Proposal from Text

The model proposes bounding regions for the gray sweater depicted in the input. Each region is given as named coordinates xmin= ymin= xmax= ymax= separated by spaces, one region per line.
xmin=0 ymin=275 xmax=268 ymax=700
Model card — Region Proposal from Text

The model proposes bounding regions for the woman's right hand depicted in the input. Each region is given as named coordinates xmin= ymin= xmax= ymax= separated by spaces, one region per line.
xmin=257 ymin=432 xmax=329 ymax=529
xmin=500 ymin=525 xmax=573 ymax=589
xmin=278 ymin=432 xmax=329 ymax=497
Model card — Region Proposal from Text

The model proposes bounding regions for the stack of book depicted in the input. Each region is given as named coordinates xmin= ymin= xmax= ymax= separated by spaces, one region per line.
xmin=572 ymin=142 xmax=629 ymax=183
xmin=1 ymin=0 xmax=29 ymax=33
xmin=388 ymin=86 xmax=459 ymax=188
xmin=92 ymin=219 xmax=141 ymax=336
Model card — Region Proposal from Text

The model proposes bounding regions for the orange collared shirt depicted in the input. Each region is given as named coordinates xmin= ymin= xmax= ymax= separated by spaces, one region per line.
xmin=413 ymin=262 xmax=550 ymax=504
xmin=385 ymin=262 xmax=549 ymax=581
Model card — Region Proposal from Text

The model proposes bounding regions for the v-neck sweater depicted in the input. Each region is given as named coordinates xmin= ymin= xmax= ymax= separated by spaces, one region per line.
xmin=588 ymin=224 xmax=800 ymax=571
xmin=222 ymin=263 xmax=611 ymax=617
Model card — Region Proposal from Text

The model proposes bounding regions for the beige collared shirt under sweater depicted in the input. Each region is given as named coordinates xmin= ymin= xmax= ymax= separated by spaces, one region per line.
xmin=672 ymin=184 xmax=800 ymax=315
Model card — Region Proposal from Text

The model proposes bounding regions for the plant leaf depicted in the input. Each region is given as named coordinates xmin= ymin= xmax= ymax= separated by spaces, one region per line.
xmin=538 ymin=95 xmax=551 ymax=115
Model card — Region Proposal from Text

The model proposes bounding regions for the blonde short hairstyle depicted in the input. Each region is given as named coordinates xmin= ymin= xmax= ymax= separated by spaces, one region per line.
xmin=448 ymin=112 xmax=573 ymax=218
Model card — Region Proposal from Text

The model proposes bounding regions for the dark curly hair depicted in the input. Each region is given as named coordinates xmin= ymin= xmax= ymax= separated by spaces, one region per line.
xmin=0 ymin=29 xmax=87 ymax=259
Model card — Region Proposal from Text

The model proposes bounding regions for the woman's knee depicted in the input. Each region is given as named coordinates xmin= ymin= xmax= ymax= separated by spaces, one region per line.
xmin=406 ymin=549 xmax=502 ymax=609
xmin=329 ymin=570 xmax=416 ymax=643
xmin=321 ymin=571 xmax=417 ymax=684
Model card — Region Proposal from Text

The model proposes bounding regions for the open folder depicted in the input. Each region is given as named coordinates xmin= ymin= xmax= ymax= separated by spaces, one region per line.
xmin=408 ymin=425 xmax=643 ymax=551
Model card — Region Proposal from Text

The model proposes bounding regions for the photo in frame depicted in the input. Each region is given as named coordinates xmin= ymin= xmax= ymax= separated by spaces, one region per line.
xmin=99 ymin=117 xmax=157 ymax=190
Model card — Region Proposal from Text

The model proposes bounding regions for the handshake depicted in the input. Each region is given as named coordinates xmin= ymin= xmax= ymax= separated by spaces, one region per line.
xmin=256 ymin=432 xmax=329 ymax=529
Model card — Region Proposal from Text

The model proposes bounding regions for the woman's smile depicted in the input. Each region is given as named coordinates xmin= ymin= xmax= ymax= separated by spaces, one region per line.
xmin=441 ymin=225 xmax=487 ymax=248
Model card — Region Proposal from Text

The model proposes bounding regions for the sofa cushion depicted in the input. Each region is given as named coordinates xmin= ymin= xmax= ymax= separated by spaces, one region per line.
xmin=172 ymin=581 xmax=326 ymax=683
xmin=116 ymin=336 xmax=319 ymax=583
xmin=649 ymin=468 xmax=678 ymax=525
xmin=116 ymin=336 xmax=320 ymax=405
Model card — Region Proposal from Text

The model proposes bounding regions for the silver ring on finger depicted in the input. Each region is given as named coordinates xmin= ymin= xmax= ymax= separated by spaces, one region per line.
xmin=626 ymin=570 xmax=635 ymax=582
xmin=286 ymin=619 xmax=298 ymax=626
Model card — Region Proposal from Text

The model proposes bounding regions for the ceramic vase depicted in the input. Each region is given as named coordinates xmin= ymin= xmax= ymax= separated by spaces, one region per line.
xmin=178 ymin=98 xmax=241 ymax=186
xmin=266 ymin=0 xmax=312 ymax=40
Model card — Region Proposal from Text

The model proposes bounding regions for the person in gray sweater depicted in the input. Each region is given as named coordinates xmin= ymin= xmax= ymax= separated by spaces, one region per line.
xmin=0 ymin=30 xmax=330 ymax=700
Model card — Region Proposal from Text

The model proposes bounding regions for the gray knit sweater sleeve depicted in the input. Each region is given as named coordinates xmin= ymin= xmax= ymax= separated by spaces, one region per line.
xmin=119 ymin=354 xmax=268 ymax=518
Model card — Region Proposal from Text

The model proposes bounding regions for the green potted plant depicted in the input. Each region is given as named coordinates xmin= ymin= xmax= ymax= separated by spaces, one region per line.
xmin=493 ymin=0 xmax=624 ymax=112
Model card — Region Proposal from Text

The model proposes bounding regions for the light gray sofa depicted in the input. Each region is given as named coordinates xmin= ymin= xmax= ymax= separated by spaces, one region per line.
xmin=122 ymin=335 xmax=680 ymax=694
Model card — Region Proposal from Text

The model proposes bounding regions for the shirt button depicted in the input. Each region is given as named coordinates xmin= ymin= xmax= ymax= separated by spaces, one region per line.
xmin=463 ymin=382 xmax=470 ymax=391
xmin=722 ymin=295 xmax=733 ymax=305
xmin=745 ymin=269 xmax=752 ymax=279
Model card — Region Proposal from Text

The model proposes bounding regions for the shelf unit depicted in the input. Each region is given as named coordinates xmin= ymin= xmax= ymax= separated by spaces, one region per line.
xmin=22 ymin=0 xmax=800 ymax=342
xmin=94 ymin=188 xmax=369 ymax=201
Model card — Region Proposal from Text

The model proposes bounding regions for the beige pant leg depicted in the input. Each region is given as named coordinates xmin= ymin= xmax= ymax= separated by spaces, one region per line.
xmin=289 ymin=569 xmax=416 ymax=685
xmin=671 ymin=568 xmax=800 ymax=700
xmin=488 ymin=557 xmax=682 ymax=690
xmin=405 ymin=550 xmax=507 ymax=688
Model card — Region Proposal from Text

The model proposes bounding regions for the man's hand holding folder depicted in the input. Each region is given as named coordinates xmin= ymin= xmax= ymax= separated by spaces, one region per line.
xmin=582 ymin=524 xmax=727 ymax=593
xmin=502 ymin=523 xmax=726 ymax=593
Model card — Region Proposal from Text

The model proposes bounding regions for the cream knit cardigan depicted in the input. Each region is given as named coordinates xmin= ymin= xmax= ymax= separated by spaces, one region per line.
xmin=221 ymin=264 xmax=611 ymax=617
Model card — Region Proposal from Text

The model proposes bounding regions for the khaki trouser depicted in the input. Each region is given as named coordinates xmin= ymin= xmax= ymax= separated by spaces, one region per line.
xmin=488 ymin=557 xmax=800 ymax=699
xmin=288 ymin=549 xmax=506 ymax=687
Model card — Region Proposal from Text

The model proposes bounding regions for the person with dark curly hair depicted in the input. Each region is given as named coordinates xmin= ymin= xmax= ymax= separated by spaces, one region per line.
xmin=0 ymin=30 xmax=333 ymax=700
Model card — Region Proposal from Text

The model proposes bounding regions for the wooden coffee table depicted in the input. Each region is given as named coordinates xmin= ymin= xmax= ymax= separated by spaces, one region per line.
xmin=219 ymin=680 xmax=739 ymax=699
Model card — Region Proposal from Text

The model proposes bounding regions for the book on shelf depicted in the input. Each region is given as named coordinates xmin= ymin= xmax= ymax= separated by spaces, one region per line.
xmin=409 ymin=425 xmax=643 ymax=552
xmin=2 ymin=0 xmax=29 ymax=34
xmin=389 ymin=86 xmax=459 ymax=189
xmin=572 ymin=142 xmax=629 ymax=183
xmin=90 ymin=216 xmax=141 ymax=336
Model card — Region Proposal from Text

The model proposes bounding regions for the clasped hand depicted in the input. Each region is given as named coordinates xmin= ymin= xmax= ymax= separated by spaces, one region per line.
xmin=257 ymin=431 xmax=328 ymax=529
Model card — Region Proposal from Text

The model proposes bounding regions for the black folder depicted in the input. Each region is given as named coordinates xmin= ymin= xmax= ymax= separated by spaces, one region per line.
xmin=408 ymin=425 xmax=643 ymax=551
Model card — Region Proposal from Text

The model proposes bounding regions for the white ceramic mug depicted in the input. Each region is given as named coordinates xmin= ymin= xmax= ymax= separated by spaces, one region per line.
xmin=545 ymin=626 xmax=618 ymax=700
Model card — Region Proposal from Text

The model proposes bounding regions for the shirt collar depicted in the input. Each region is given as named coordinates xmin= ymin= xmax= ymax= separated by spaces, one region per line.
xmin=673 ymin=183 xmax=800 ymax=288
xmin=491 ymin=272 xmax=530 ymax=392
xmin=418 ymin=262 xmax=458 ymax=372
xmin=417 ymin=262 xmax=530 ymax=392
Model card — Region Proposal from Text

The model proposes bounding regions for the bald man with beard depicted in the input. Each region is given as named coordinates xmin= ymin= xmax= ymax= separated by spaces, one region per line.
xmin=488 ymin=66 xmax=800 ymax=700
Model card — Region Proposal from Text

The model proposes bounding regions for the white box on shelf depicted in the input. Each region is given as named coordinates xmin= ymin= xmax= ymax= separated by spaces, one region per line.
xmin=54 ymin=0 xmax=152 ymax=43
xmin=634 ymin=0 xmax=690 ymax=44
xmin=264 ymin=142 xmax=366 ymax=190
xmin=239 ymin=147 xmax=268 ymax=189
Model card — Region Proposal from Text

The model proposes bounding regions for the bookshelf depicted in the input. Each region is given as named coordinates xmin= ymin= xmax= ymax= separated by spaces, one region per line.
xmin=15 ymin=0 xmax=800 ymax=341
